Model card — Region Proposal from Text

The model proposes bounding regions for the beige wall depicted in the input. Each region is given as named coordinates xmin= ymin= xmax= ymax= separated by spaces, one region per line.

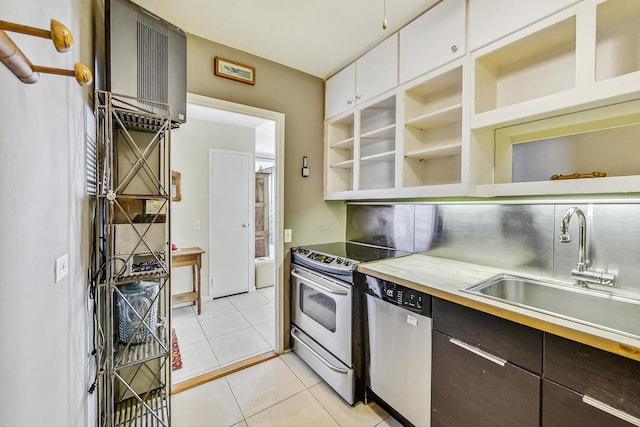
xmin=171 ymin=119 xmax=255 ymax=297
xmin=0 ymin=0 xmax=94 ymax=424
xmin=186 ymin=34 xmax=346 ymax=248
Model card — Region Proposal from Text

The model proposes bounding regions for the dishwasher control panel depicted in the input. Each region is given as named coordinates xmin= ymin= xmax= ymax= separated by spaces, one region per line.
xmin=388 ymin=287 xmax=425 ymax=311
xmin=355 ymin=272 xmax=431 ymax=316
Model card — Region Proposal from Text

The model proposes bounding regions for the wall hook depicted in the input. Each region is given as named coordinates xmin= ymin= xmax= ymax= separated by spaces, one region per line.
xmin=0 ymin=19 xmax=73 ymax=52
xmin=0 ymin=19 xmax=92 ymax=86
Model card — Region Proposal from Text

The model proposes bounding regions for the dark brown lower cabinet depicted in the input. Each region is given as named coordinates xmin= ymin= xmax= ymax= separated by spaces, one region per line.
xmin=543 ymin=333 xmax=640 ymax=426
xmin=431 ymin=330 xmax=540 ymax=427
xmin=429 ymin=298 xmax=640 ymax=426
xmin=542 ymin=379 xmax=635 ymax=427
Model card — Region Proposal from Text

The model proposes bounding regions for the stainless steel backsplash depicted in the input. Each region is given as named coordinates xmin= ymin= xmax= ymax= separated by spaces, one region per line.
xmin=347 ymin=202 xmax=640 ymax=294
xmin=346 ymin=204 xmax=415 ymax=252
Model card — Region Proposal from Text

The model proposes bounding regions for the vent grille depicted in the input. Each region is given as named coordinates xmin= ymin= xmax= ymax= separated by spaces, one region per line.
xmin=87 ymin=130 xmax=97 ymax=196
xmin=137 ymin=13 xmax=169 ymax=114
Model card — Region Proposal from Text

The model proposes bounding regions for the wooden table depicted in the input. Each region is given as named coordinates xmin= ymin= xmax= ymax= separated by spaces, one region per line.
xmin=171 ymin=247 xmax=205 ymax=314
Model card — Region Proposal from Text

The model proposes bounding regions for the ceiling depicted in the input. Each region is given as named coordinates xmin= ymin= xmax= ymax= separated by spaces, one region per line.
xmin=130 ymin=0 xmax=440 ymax=79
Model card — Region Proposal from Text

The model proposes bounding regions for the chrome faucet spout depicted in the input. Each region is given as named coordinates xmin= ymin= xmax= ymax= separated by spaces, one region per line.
xmin=560 ymin=207 xmax=587 ymax=272
xmin=559 ymin=207 xmax=615 ymax=287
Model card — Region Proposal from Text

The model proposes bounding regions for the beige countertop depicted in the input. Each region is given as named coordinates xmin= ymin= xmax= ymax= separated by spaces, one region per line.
xmin=357 ymin=253 xmax=640 ymax=362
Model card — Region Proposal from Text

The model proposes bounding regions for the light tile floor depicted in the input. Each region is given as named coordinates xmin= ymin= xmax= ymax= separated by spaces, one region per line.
xmin=172 ymin=286 xmax=276 ymax=384
xmin=171 ymin=352 xmax=403 ymax=427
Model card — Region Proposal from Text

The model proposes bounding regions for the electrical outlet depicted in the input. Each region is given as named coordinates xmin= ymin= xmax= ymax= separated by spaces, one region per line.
xmin=194 ymin=220 xmax=201 ymax=231
xmin=284 ymin=229 xmax=292 ymax=243
xmin=55 ymin=253 xmax=69 ymax=283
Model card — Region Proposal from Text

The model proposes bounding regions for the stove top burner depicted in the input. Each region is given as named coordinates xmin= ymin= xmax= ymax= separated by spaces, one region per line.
xmin=292 ymin=241 xmax=411 ymax=282
xmin=298 ymin=242 xmax=410 ymax=262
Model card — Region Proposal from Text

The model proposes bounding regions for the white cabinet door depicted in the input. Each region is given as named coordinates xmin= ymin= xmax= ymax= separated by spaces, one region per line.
xmin=468 ymin=0 xmax=580 ymax=51
xmin=399 ymin=0 xmax=466 ymax=85
xmin=356 ymin=34 xmax=398 ymax=105
xmin=325 ymin=63 xmax=356 ymax=119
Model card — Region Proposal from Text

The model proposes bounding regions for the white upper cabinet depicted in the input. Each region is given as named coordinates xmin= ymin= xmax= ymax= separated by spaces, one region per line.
xmin=325 ymin=63 xmax=356 ymax=119
xmin=356 ymin=34 xmax=398 ymax=106
xmin=399 ymin=0 xmax=466 ymax=85
xmin=468 ymin=0 xmax=580 ymax=52
xmin=325 ymin=34 xmax=398 ymax=119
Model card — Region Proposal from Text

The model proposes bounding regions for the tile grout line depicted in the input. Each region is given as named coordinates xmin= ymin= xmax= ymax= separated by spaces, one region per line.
xmin=279 ymin=354 xmax=343 ymax=426
xmin=223 ymin=376 xmax=248 ymax=427
xmin=304 ymin=384 xmax=344 ymax=427
xmin=222 ymin=357 xmax=307 ymax=425
xmin=241 ymin=387 xmax=312 ymax=425
xmin=172 ymin=291 xmax=276 ymax=387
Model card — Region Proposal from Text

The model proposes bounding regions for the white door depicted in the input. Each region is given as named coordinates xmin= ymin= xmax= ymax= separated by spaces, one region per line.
xmin=209 ymin=149 xmax=254 ymax=298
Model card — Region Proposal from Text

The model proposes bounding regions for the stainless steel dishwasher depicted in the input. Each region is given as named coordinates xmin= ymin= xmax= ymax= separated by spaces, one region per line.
xmin=355 ymin=272 xmax=432 ymax=427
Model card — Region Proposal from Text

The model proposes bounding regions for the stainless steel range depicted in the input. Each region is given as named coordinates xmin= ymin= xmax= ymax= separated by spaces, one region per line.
xmin=290 ymin=241 xmax=411 ymax=405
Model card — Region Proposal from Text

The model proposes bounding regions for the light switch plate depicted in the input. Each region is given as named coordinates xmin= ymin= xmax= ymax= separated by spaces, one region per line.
xmin=284 ymin=229 xmax=292 ymax=243
xmin=55 ymin=253 xmax=69 ymax=283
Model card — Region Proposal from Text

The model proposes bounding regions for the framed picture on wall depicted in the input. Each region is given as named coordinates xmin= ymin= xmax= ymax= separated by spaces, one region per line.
xmin=171 ymin=170 xmax=181 ymax=201
xmin=214 ymin=56 xmax=256 ymax=85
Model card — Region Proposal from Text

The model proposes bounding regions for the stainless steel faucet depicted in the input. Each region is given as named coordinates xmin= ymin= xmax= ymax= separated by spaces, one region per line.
xmin=559 ymin=207 xmax=615 ymax=287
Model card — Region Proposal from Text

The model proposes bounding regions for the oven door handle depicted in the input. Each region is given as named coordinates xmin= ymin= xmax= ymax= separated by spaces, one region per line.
xmin=291 ymin=270 xmax=348 ymax=296
xmin=290 ymin=328 xmax=349 ymax=374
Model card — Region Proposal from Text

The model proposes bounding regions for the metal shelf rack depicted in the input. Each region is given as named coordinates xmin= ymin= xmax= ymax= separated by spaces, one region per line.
xmin=92 ymin=91 xmax=172 ymax=427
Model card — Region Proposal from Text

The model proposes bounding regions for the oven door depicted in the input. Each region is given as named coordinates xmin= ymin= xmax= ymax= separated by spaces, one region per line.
xmin=291 ymin=264 xmax=352 ymax=365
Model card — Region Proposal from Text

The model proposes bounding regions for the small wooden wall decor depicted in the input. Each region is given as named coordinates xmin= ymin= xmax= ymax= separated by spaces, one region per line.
xmin=550 ymin=171 xmax=607 ymax=180
xmin=214 ymin=56 xmax=256 ymax=85
xmin=0 ymin=19 xmax=92 ymax=86
xmin=171 ymin=170 xmax=182 ymax=201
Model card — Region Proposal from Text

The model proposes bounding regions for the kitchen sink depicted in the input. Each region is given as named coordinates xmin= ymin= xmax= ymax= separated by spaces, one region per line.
xmin=463 ymin=274 xmax=640 ymax=339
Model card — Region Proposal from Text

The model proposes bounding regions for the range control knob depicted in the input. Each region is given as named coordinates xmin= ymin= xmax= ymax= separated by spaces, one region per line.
xmin=336 ymin=258 xmax=344 ymax=264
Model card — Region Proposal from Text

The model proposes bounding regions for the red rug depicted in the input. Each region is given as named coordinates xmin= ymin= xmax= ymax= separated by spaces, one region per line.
xmin=171 ymin=328 xmax=183 ymax=371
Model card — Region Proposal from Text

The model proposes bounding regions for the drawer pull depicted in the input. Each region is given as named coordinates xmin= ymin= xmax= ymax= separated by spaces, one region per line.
xmin=449 ymin=338 xmax=506 ymax=367
xmin=583 ymin=395 xmax=640 ymax=426
xmin=291 ymin=327 xmax=349 ymax=374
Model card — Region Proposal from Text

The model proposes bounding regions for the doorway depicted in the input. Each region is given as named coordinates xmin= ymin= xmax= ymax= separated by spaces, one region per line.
xmin=170 ymin=93 xmax=285 ymax=386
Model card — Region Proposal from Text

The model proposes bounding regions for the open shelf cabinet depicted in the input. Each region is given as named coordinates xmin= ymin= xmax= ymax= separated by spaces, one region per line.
xmin=403 ymin=64 xmax=464 ymax=189
xmin=474 ymin=98 xmax=640 ymax=197
xmin=326 ymin=113 xmax=355 ymax=193
xmin=596 ymin=0 xmax=640 ymax=82
xmin=92 ymin=91 xmax=172 ymax=427
xmin=470 ymin=0 xmax=640 ymax=198
xmin=474 ymin=16 xmax=577 ymax=115
xmin=324 ymin=94 xmax=397 ymax=196
xmin=324 ymin=0 xmax=640 ymax=200
xmin=359 ymin=96 xmax=397 ymax=191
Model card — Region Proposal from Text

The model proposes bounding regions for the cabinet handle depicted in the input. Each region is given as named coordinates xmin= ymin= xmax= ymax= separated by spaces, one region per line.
xmin=451 ymin=45 xmax=458 ymax=53
xmin=355 ymin=94 xmax=362 ymax=100
xmin=347 ymin=99 xmax=354 ymax=105
xmin=449 ymin=338 xmax=506 ymax=366
xmin=582 ymin=395 xmax=640 ymax=426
